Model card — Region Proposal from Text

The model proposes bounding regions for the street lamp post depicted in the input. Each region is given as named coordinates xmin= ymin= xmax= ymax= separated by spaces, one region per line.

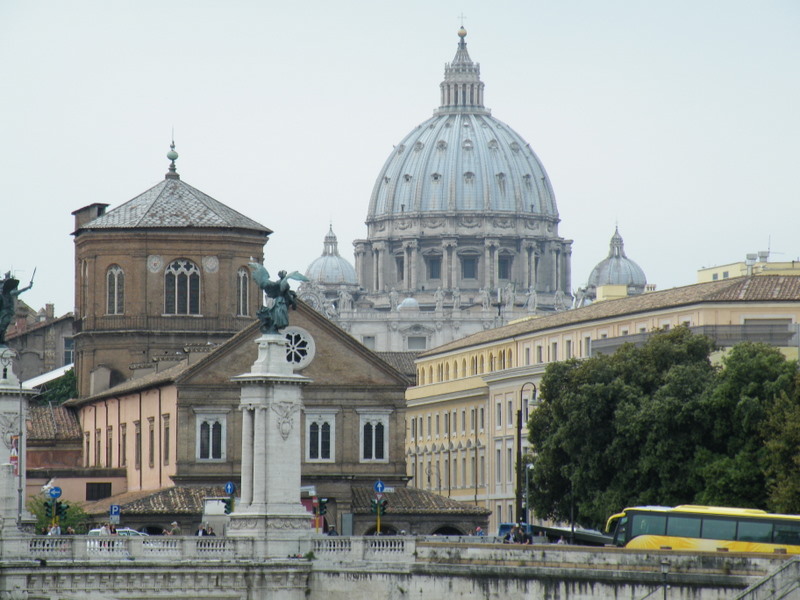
xmin=516 ymin=382 xmax=537 ymax=524
xmin=525 ymin=463 xmax=534 ymax=525
xmin=660 ymin=559 xmax=670 ymax=600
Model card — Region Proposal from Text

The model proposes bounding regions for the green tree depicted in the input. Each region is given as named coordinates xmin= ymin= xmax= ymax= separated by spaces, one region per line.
xmin=694 ymin=343 xmax=798 ymax=508
xmin=529 ymin=331 xmax=800 ymax=528
xmin=35 ymin=368 xmax=77 ymax=405
xmin=529 ymin=327 xmax=716 ymax=526
xmin=28 ymin=494 xmax=89 ymax=534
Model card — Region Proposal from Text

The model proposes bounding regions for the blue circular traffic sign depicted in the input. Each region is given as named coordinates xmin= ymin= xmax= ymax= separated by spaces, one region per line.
xmin=224 ymin=481 xmax=236 ymax=495
xmin=49 ymin=486 xmax=62 ymax=499
xmin=373 ymin=480 xmax=385 ymax=494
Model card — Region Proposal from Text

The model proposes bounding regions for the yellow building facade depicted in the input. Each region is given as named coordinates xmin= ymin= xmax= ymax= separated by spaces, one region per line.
xmin=406 ymin=275 xmax=800 ymax=533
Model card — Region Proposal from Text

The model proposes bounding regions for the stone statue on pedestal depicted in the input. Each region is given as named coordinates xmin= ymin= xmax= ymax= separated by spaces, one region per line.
xmin=0 ymin=271 xmax=34 ymax=345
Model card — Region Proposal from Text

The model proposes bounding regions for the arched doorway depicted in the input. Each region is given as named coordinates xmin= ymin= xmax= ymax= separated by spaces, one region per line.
xmin=431 ymin=525 xmax=464 ymax=536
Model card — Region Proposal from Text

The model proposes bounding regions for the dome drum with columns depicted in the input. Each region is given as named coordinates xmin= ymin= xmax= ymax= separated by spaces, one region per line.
xmin=304 ymin=29 xmax=573 ymax=351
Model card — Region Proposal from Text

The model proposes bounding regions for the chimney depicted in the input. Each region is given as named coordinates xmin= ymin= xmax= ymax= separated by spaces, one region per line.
xmin=71 ymin=203 xmax=109 ymax=232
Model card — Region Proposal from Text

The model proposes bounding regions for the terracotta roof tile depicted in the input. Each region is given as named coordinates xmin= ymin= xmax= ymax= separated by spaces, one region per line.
xmin=351 ymin=486 xmax=490 ymax=515
xmin=80 ymin=486 xmax=227 ymax=517
xmin=28 ymin=405 xmax=82 ymax=441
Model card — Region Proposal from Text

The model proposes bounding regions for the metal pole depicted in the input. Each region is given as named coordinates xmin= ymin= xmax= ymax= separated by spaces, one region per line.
xmin=525 ymin=464 xmax=531 ymax=525
xmin=17 ymin=381 xmax=23 ymax=528
xmin=515 ymin=408 xmax=523 ymax=523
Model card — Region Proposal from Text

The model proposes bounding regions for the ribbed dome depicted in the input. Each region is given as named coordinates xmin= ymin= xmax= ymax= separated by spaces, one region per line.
xmin=587 ymin=228 xmax=647 ymax=292
xmin=305 ymin=226 xmax=357 ymax=285
xmin=366 ymin=29 xmax=557 ymax=220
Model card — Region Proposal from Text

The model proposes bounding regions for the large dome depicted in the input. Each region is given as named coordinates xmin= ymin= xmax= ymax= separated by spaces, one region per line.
xmin=366 ymin=30 xmax=557 ymax=221
xmin=587 ymin=228 xmax=647 ymax=292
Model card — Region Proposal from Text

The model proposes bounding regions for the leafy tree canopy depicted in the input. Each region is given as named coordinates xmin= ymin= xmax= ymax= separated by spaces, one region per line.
xmin=528 ymin=327 xmax=799 ymax=528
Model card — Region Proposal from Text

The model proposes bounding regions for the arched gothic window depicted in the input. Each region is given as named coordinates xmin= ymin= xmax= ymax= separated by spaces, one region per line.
xmin=165 ymin=259 xmax=200 ymax=315
xmin=106 ymin=265 xmax=124 ymax=315
xmin=236 ymin=267 xmax=250 ymax=316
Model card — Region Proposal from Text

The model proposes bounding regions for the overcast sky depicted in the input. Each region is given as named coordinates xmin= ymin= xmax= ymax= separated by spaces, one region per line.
xmin=2 ymin=1 xmax=798 ymax=315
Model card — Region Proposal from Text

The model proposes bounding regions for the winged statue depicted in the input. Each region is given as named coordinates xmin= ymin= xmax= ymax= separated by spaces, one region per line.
xmin=248 ymin=261 xmax=309 ymax=334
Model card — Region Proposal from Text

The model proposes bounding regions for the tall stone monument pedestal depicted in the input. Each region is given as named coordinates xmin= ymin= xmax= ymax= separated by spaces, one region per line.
xmin=228 ymin=334 xmax=313 ymax=557
xmin=0 ymin=346 xmax=37 ymax=533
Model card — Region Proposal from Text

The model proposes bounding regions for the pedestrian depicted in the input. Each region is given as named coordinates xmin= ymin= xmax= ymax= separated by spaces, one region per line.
xmin=206 ymin=526 xmax=216 ymax=536
xmin=195 ymin=523 xmax=207 ymax=536
xmin=166 ymin=521 xmax=181 ymax=535
xmin=48 ymin=523 xmax=61 ymax=536
xmin=474 ymin=526 xmax=485 ymax=536
xmin=99 ymin=523 xmax=110 ymax=535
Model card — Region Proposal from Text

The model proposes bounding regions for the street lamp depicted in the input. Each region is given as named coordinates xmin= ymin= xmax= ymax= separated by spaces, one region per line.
xmin=516 ymin=382 xmax=537 ymax=523
xmin=660 ymin=559 xmax=670 ymax=600
xmin=524 ymin=463 xmax=534 ymax=525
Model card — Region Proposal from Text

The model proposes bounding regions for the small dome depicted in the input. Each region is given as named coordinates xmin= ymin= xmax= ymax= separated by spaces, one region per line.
xmin=587 ymin=228 xmax=647 ymax=293
xmin=305 ymin=226 xmax=357 ymax=285
xmin=398 ymin=297 xmax=420 ymax=311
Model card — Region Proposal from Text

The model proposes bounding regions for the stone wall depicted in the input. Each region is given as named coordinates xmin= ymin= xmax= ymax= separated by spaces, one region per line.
xmin=0 ymin=534 xmax=794 ymax=600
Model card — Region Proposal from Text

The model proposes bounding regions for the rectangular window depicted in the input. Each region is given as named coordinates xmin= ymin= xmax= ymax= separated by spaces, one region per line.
xmin=427 ymin=415 xmax=431 ymax=438
xmin=95 ymin=429 xmax=101 ymax=466
xmin=737 ymin=520 xmax=772 ymax=543
xmin=507 ymin=446 xmax=513 ymax=483
xmin=148 ymin=417 xmax=155 ymax=468
xmin=536 ymin=346 xmax=543 ymax=363
xmin=550 ymin=342 xmax=558 ymax=362
xmin=407 ymin=336 xmax=427 ymax=350
xmin=461 ymin=256 xmax=478 ymax=279
xmin=63 ymin=338 xmax=74 ymax=366
xmin=480 ymin=455 xmax=485 ymax=486
xmin=444 ymin=413 xmax=449 ymax=437
xmin=584 ymin=336 xmax=591 ymax=357
xmin=507 ymin=400 xmax=514 ymax=427
xmin=496 ymin=401 xmax=502 ymax=428
xmin=470 ymin=408 xmax=475 ymax=432
xmin=427 ymin=256 xmax=441 ymax=280
xmin=396 ymin=256 xmax=404 ymax=281
xmin=435 ymin=414 xmax=440 ymax=436
xmin=667 ymin=516 xmax=701 ymax=538
xmin=86 ymin=482 xmax=112 ymax=502
xmin=495 ymin=448 xmax=502 ymax=483
xmin=120 ymin=424 xmax=127 ymax=467
xmin=360 ymin=412 xmax=389 ymax=462
xmin=196 ymin=412 xmax=228 ymax=461
xmin=498 ymin=256 xmax=511 ymax=280
xmin=162 ymin=415 xmax=170 ymax=466
xmin=701 ymin=518 xmax=737 ymax=540
xmin=134 ymin=421 xmax=141 ymax=470
xmin=106 ymin=426 xmax=113 ymax=467
xmin=84 ymin=432 xmax=90 ymax=468
xmin=566 ymin=339 xmax=572 ymax=359
xmin=525 ymin=347 xmax=531 ymax=366
xmin=480 ymin=407 xmax=485 ymax=430
xmin=461 ymin=409 xmax=466 ymax=433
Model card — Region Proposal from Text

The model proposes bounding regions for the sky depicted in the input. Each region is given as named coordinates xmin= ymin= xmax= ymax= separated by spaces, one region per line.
xmin=1 ymin=1 xmax=799 ymax=315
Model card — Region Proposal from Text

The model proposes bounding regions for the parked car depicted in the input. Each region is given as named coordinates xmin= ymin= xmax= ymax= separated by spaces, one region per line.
xmin=88 ymin=527 xmax=148 ymax=536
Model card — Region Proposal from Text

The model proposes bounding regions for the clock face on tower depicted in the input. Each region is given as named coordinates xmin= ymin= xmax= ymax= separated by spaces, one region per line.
xmin=147 ymin=255 xmax=163 ymax=273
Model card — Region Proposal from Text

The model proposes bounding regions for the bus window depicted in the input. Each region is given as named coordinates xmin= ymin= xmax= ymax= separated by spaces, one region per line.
xmin=737 ymin=520 xmax=772 ymax=543
xmin=612 ymin=516 xmax=628 ymax=545
xmin=773 ymin=521 xmax=800 ymax=545
xmin=667 ymin=516 xmax=700 ymax=538
xmin=631 ymin=514 xmax=666 ymax=537
xmin=701 ymin=517 xmax=736 ymax=540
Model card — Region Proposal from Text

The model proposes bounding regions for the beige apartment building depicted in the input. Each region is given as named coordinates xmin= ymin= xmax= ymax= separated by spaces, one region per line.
xmin=406 ymin=275 xmax=800 ymax=533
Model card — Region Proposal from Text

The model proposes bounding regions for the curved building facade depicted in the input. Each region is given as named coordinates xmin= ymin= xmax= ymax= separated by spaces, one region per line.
xmin=305 ymin=29 xmax=573 ymax=351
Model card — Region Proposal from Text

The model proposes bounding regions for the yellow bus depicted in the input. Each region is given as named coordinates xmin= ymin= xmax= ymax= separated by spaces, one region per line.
xmin=606 ymin=505 xmax=800 ymax=554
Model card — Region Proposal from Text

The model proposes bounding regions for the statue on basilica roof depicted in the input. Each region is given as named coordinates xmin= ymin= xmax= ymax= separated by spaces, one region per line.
xmin=248 ymin=262 xmax=309 ymax=334
xmin=0 ymin=270 xmax=34 ymax=345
